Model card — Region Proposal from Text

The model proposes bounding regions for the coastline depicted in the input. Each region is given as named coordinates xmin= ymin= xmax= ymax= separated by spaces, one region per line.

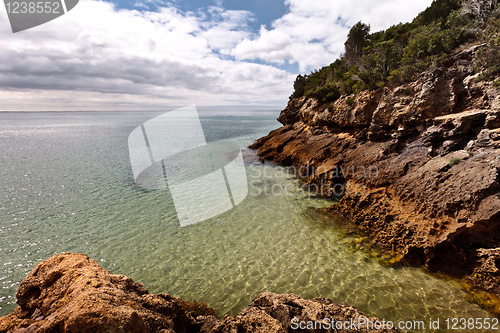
xmin=249 ymin=43 xmax=500 ymax=313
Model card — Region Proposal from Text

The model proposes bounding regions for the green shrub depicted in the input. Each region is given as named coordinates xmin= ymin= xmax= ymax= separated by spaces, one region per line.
xmin=289 ymin=74 xmax=306 ymax=99
xmin=402 ymin=22 xmax=473 ymax=68
xmin=346 ymin=96 xmax=355 ymax=105
xmin=475 ymin=45 xmax=500 ymax=80
xmin=413 ymin=0 xmax=462 ymax=26
xmin=286 ymin=0 xmax=481 ymax=105
xmin=448 ymin=157 xmax=462 ymax=167
xmin=305 ymin=83 xmax=341 ymax=102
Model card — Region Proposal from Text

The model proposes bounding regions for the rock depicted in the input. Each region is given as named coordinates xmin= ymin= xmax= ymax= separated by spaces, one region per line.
xmin=202 ymin=293 xmax=400 ymax=333
xmin=0 ymin=252 xmax=198 ymax=333
xmin=327 ymin=90 xmax=383 ymax=128
xmin=0 ymin=253 xmax=401 ymax=333
xmin=277 ymin=97 xmax=306 ymax=125
xmin=487 ymin=88 xmax=500 ymax=111
xmin=462 ymin=1 xmax=499 ymax=22
xmin=486 ymin=110 xmax=500 ymax=128
xmin=432 ymin=109 xmax=488 ymax=136
xmin=469 ymin=248 xmax=500 ymax=297
xmin=250 ymin=42 xmax=500 ymax=310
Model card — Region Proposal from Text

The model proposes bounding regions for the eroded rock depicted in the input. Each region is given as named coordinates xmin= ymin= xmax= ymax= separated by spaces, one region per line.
xmin=0 ymin=253 xmax=198 ymax=333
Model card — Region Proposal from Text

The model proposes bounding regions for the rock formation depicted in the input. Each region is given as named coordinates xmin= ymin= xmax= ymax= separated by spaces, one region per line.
xmin=250 ymin=43 xmax=500 ymax=310
xmin=0 ymin=253 xmax=401 ymax=333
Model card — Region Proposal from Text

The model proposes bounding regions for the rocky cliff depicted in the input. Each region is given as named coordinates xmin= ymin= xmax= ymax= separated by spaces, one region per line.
xmin=0 ymin=253 xmax=401 ymax=333
xmin=250 ymin=43 xmax=500 ymax=311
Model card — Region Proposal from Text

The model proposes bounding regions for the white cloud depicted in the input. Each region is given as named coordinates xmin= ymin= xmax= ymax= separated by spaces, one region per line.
xmin=0 ymin=0 xmax=294 ymax=110
xmin=231 ymin=27 xmax=292 ymax=64
xmin=0 ymin=0 xmax=434 ymax=111
xmin=232 ymin=0 xmax=434 ymax=72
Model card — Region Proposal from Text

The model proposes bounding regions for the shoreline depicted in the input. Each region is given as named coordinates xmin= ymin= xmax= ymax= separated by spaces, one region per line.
xmin=249 ymin=43 xmax=500 ymax=314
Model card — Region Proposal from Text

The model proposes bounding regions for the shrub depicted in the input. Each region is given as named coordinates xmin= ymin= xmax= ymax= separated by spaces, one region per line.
xmin=475 ymin=45 xmax=500 ymax=80
xmin=402 ymin=23 xmax=473 ymax=67
xmin=305 ymin=84 xmax=341 ymax=103
xmin=286 ymin=0 xmax=479 ymax=104
xmin=413 ymin=0 xmax=462 ymax=26
xmin=346 ymin=96 xmax=355 ymax=105
xmin=448 ymin=157 xmax=462 ymax=167
xmin=178 ymin=299 xmax=220 ymax=318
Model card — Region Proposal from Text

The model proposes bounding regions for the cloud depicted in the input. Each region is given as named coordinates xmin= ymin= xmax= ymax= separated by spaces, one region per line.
xmin=0 ymin=0 xmax=293 ymax=110
xmin=230 ymin=27 xmax=292 ymax=64
xmin=0 ymin=0 xmax=434 ymax=111
xmin=231 ymin=0 xmax=434 ymax=72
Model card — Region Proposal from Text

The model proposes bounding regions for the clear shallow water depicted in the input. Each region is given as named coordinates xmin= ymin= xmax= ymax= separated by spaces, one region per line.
xmin=0 ymin=111 xmax=496 ymax=332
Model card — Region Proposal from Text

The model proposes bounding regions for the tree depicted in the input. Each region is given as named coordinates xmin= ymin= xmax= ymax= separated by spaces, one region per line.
xmin=344 ymin=21 xmax=370 ymax=66
xmin=290 ymin=74 xmax=306 ymax=99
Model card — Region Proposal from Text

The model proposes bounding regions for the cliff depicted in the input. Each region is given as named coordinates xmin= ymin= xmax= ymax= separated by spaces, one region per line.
xmin=250 ymin=42 xmax=500 ymax=310
xmin=0 ymin=253 xmax=400 ymax=333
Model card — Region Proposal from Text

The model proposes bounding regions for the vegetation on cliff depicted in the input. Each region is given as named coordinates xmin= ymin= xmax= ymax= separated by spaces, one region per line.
xmin=291 ymin=0 xmax=500 ymax=103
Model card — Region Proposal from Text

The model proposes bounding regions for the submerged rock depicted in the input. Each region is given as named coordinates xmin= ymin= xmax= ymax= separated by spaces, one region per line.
xmin=0 ymin=253 xmax=401 ymax=333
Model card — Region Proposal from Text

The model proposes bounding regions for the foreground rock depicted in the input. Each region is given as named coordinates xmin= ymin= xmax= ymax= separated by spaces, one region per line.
xmin=0 ymin=253 xmax=400 ymax=333
xmin=250 ymin=43 xmax=500 ymax=311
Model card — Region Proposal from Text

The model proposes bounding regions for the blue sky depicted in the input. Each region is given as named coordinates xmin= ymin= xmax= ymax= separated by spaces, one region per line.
xmin=132 ymin=0 xmax=288 ymax=30
xmin=0 ymin=0 xmax=433 ymax=111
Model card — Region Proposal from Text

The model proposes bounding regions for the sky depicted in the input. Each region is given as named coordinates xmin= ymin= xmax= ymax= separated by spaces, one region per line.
xmin=0 ymin=0 xmax=434 ymax=111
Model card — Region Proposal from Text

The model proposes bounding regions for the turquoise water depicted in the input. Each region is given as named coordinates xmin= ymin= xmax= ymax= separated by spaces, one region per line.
xmin=0 ymin=111 xmax=496 ymax=332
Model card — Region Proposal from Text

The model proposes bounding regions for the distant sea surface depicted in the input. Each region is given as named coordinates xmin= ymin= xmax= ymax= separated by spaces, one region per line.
xmin=0 ymin=111 xmax=495 ymax=332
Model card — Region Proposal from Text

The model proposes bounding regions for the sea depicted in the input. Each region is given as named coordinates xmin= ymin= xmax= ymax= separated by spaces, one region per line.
xmin=0 ymin=111 xmax=496 ymax=332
